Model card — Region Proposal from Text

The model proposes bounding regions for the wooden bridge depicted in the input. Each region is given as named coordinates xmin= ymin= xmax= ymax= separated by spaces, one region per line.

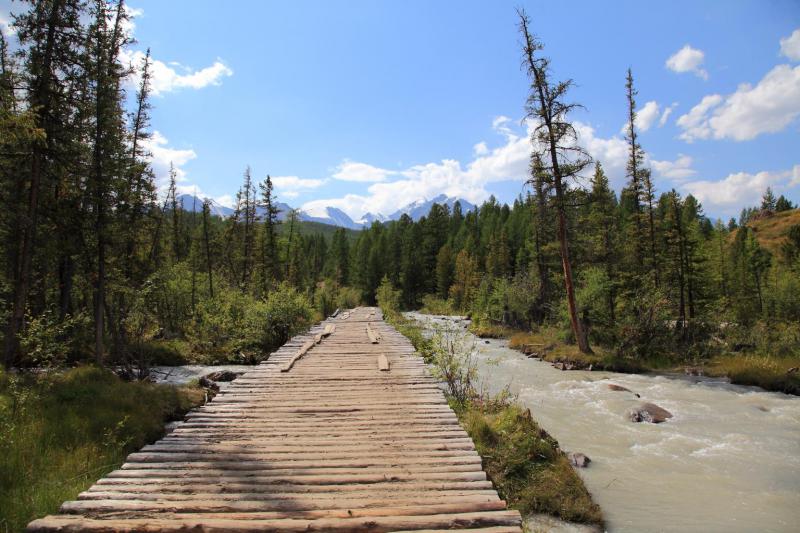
xmin=28 ymin=307 xmax=521 ymax=532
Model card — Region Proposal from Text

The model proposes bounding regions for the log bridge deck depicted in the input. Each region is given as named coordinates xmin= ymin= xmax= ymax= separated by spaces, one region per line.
xmin=28 ymin=307 xmax=521 ymax=532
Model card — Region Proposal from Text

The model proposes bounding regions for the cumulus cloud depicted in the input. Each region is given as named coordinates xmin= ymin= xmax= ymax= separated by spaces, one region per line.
xmin=332 ymin=160 xmax=394 ymax=182
xmin=637 ymin=101 xmax=661 ymax=131
xmin=651 ymin=154 xmax=696 ymax=181
xmin=118 ymin=7 xmax=232 ymax=96
xmin=141 ymin=131 xmax=197 ymax=189
xmin=270 ymin=175 xmax=326 ymax=199
xmin=780 ymin=28 xmax=800 ymax=61
xmin=681 ymin=166 xmax=798 ymax=214
xmin=666 ymin=45 xmax=708 ymax=80
xmin=121 ymin=49 xmax=233 ymax=96
xmin=302 ymin=117 xmax=645 ymax=220
xmin=677 ymin=65 xmax=800 ymax=141
xmin=473 ymin=141 xmax=489 ymax=156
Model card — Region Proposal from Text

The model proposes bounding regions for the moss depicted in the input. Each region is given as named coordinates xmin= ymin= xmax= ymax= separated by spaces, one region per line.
xmin=0 ymin=367 xmax=204 ymax=532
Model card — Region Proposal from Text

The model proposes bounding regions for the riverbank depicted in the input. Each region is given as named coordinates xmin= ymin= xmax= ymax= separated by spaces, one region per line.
xmin=470 ymin=323 xmax=800 ymax=395
xmin=384 ymin=309 xmax=604 ymax=529
xmin=410 ymin=311 xmax=800 ymax=532
xmin=0 ymin=367 xmax=205 ymax=532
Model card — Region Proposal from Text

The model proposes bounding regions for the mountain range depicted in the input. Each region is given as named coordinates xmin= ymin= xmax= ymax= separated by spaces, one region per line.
xmin=175 ymin=193 xmax=476 ymax=230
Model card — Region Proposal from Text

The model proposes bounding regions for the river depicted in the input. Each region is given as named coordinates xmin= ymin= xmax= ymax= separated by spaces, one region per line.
xmin=406 ymin=312 xmax=800 ymax=533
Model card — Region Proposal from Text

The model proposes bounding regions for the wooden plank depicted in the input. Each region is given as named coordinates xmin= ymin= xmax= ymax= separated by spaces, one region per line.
xmin=27 ymin=306 xmax=521 ymax=532
xmin=280 ymin=340 xmax=315 ymax=372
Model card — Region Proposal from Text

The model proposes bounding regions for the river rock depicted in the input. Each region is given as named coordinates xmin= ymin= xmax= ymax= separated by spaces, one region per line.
xmin=608 ymin=384 xmax=632 ymax=392
xmin=204 ymin=370 xmax=242 ymax=382
xmin=567 ymin=451 xmax=591 ymax=468
xmin=628 ymin=402 xmax=673 ymax=423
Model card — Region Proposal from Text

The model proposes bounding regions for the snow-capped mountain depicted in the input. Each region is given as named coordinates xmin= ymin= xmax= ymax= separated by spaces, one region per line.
xmin=175 ymin=193 xmax=477 ymax=230
xmin=389 ymin=194 xmax=476 ymax=221
xmin=301 ymin=206 xmax=362 ymax=230
xmin=358 ymin=212 xmax=389 ymax=226
xmin=175 ymin=194 xmax=234 ymax=217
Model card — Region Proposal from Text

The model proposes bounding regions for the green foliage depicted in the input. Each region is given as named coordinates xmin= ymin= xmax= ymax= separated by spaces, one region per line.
xmin=18 ymin=310 xmax=90 ymax=367
xmin=188 ymin=282 xmax=312 ymax=363
xmin=464 ymin=403 xmax=603 ymax=525
xmin=375 ymin=275 xmax=402 ymax=314
xmin=0 ymin=367 xmax=203 ymax=532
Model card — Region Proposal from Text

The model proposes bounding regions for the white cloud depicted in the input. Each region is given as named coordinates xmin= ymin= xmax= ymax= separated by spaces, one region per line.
xmin=302 ymin=117 xmax=640 ymax=220
xmin=659 ymin=103 xmax=678 ymax=126
xmin=780 ymin=29 xmax=800 ymax=61
xmin=121 ymin=49 xmax=233 ymax=96
xmin=651 ymin=154 xmax=696 ymax=181
xmin=681 ymin=166 xmax=797 ymax=214
xmin=271 ymin=176 xmax=325 ymax=189
xmin=332 ymin=160 xmax=395 ymax=182
xmin=677 ymin=65 xmax=800 ymax=142
xmin=637 ymin=101 xmax=660 ymax=132
xmin=0 ymin=12 xmax=15 ymax=35
xmin=117 ymin=9 xmax=232 ymax=96
xmin=473 ymin=141 xmax=489 ymax=156
xmin=141 ymin=130 xmax=197 ymax=189
xmin=666 ymin=45 xmax=708 ymax=80
xmin=791 ymin=164 xmax=800 ymax=187
xmin=574 ymin=121 xmax=629 ymax=187
xmin=270 ymin=175 xmax=326 ymax=195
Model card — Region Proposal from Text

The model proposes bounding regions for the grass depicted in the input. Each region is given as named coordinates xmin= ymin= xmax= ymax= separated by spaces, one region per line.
xmin=505 ymin=325 xmax=800 ymax=395
xmin=384 ymin=308 xmax=603 ymax=527
xmin=459 ymin=402 xmax=603 ymax=526
xmin=744 ymin=208 xmax=800 ymax=254
xmin=0 ymin=366 xmax=204 ymax=532
xmin=706 ymin=353 xmax=800 ymax=395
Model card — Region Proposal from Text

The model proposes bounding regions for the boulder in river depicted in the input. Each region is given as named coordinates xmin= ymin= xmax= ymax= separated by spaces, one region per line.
xmin=608 ymin=383 xmax=641 ymax=397
xmin=628 ymin=402 xmax=673 ymax=423
xmin=567 ymin=451 xmax=591 ymax=468
xmin=608 ymin=384 xmax=631 ymax=392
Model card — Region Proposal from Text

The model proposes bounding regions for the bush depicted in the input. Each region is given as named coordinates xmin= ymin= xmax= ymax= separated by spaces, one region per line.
xmin=376 ymin=275 xmax=401 ymax=315
xmin=18 ymin=310 xmax=91 ymax=367
xmin=188 ymin=282 xmax=312 ymax=363
xmin=419 ymin=295 xmax=457 ymax=315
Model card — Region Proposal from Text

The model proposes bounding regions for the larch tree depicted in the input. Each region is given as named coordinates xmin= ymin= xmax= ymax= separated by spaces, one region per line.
xmin=518 ymin=8 xmax=592 ymax=353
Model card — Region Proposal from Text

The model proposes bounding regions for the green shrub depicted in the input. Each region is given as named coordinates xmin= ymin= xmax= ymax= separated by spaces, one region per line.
xmin=18 ymin=310 xmax=91 ymax=367
xmin=376 ymin=275 xmax=401 ymax=314
xmin=187 ymin=282 xmax=312 ymax=363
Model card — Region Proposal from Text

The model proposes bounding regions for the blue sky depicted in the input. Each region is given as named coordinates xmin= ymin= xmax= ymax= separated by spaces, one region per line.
xmin=2 ymin=0 xmax=799 ymax=220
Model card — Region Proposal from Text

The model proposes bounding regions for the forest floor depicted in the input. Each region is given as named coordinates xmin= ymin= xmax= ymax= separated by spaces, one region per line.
xmin=472 ymin=324 xmax=800 ymax=396
xmin=387 ymin=311 xmax=604 ymax=528
xmin=0 ymin=367 xmax=205 ymax=532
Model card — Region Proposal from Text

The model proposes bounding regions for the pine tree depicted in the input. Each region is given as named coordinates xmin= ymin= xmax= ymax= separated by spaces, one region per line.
xmin=761 ymin=187 xmax=777 ymax=212
xmin=518 ymin=9 xmax=592 ymax=353
xmin=623 ymin=69 xmax=647 ymax=273
xmin=258 ymin=174 xmax=281 ymax=293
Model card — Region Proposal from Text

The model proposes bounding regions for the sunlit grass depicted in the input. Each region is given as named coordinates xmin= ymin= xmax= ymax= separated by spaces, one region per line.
xmin=0 ymin=367 xmax=204 ymax=532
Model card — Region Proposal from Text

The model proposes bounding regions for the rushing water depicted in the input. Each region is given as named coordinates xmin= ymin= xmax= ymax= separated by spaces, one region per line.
xmin=407 ymin=312 xmax=800 ymax=533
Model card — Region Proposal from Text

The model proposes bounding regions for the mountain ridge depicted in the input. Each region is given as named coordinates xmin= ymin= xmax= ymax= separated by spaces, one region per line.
xmin=175 ymin=193 xmax=477 ymax=230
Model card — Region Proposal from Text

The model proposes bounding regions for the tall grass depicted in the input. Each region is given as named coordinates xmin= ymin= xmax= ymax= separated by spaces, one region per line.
xmin=0 ymin=367 xmax=203 ymax=532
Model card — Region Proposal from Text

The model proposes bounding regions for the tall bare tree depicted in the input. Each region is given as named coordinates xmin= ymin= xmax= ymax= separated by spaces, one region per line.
xmin=518 ymin=8 xmax=592 ymax=353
